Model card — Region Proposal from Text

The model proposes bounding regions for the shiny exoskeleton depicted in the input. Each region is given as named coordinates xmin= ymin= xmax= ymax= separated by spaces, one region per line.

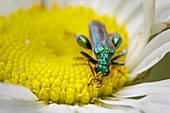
xmin=75 ymin=21 xmax=126 ymax=76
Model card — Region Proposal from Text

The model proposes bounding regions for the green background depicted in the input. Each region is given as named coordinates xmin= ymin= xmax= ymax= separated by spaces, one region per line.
xmin=146 ymin=53 xmax=170 ymax=82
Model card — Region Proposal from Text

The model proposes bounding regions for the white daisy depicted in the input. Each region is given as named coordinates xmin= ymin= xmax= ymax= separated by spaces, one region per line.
xmin=0 ymin=0 xmax=170 ymax=113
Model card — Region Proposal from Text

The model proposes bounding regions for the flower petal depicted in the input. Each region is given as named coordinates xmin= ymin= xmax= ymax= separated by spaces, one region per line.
xmin=140 ymin=94 xmax=170 ymax=113
xmin=40 ymin=104 xmax=75 ymax=113
xmin=41 ymin=0 xmax=68 ymax=8
xmin=0 ymin=98 xmax=42 ymax=113
xmin=81 ymin=104 xmax=139 ymax=113
xmin=16 ymin=0 xmax=41 ymax=9
xmin=0 ymin=0 xmax=41 ymax=16
xmin=114 ymin=79 xmax=170 ymax=98
xmin=114 ymin=0 xmax=142 ymax=25
xmin=0 ymin=83 xmax=44 ymax=113
xmin=101 ymin=79 xmax=170 ymax=113
xmin=0 ymin=0 xmax=18 ymax=16
xmin=152 ymin=1 xmax=170 ymax=36
xmin=126 ymin=0 xmax=155 ymax=71
xmin=129 ymin=29 xmax=170 ymax=80
xmin=66 ymin=0 xmax=121 ymax=16
xmin=125 ymin=9 xmax=143 ymax=42
xmin=97 ymin=0 xmax=122 ymax=16
xmin=0 ymin=82 xmax=38 ymax=100
xmin=101 ymin=94 xmax=170 ymax=113
xmin=40 ymin=103 xmax=140 ymax=113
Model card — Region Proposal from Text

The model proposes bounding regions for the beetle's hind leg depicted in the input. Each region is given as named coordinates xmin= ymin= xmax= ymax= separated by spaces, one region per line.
xmin=75 ymin=34 xmax=92 ymax=50
xmin=109 ymin=32 xmax=122 ymax=49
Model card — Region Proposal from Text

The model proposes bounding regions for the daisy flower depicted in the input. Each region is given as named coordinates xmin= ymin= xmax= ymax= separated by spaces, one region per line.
xmin=0 ymin=0 xmax=170 ymax=113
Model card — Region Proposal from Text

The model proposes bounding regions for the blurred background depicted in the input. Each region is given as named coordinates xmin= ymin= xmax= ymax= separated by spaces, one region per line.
xmin=146 ymin=53 xmax=170 ymax=82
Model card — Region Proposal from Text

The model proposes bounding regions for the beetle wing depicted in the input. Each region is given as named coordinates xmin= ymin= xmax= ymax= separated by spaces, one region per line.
xmin=89 ymin=21 xmax=115 ymax=52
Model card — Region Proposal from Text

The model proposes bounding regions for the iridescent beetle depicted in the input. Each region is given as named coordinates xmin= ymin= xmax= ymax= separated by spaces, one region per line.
xmin=75 ymin=21 xmax=126 ymax=77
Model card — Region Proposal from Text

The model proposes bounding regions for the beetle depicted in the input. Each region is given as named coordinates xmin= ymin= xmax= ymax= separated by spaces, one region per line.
xmin=75 ymin=20 xmax=126 ymax=77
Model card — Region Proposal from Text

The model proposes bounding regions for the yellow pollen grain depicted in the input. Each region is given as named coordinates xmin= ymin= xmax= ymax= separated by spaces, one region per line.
xmin=0 ymin=5 xmax=129 ymax=104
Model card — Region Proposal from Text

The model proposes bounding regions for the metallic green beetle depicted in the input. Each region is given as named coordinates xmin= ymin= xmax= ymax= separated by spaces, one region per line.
xmin=75 ymin=21 xmax=126 ymax=76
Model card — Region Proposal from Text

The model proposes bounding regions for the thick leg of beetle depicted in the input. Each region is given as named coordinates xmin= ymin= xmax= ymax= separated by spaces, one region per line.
xmin=111 ymin=61 xmax=124 ymax=66
xmin=111 ymin=49 xmax=126 ymax=61
xmin=75 ymin=34 xmax=92 ymax=50
xmin=80 ymin=51 xmax=97 ymax=64
xmin=110 ymin=32 xmax=122 ymax=49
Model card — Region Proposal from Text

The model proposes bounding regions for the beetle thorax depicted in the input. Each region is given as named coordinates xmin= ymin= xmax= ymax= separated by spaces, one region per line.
xmin=94 ymin=51 xmax=112 ymax=75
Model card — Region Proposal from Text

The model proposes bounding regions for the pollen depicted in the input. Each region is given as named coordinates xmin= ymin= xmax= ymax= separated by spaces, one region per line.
xmin=0 ymin=5 xmax=129 ymax=104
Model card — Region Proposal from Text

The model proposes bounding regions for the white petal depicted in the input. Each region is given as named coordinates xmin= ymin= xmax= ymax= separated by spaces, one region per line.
xmin=41 ymin=0 xmax=67 ymax=8
xmin=114 ymin=0 xmax=142 ymax=25
xmin=98 ymin=0 xmax=143 ymax=45
xmin=82 ymin=104 xmax=139 ymax=113
xmin=0 ymin=0 xmax=18 ymax=16
xmin=114 ymin=79 xmax=170 ymax=98
xmin=40 ymin=104 xmax=76 ymax=113
xmin=16 ymin=0 xmax=41 ymax=9
xmin=125 ymin=10 xmax=143 ymax=42
xmin=65 ymin=0 xmax=87 ymax=7
xmin=126 ymin=0 xmax=155 ymax=71
xmin=101 ymin=94 xmax=170 ymax=113
xmin=129 ymin=30 xmax=170 ymax=80
xmin=40 ymin=103 xmax=141 ymax=113
xmin=152 ymin=1 xmax=170 ymax=35
xmin=155 ymin=0 xmax=170 ymax=21
xmin=0 ymin=0 xmax=41 ymax=16
xmin=91 ymin=0 xmax=141 ymax=19
xmin=100 ymin=99 xmax=142 ymax=112
xmin=101 ymin=79 xmax=170 ymax=113
xmin=0 ymin=82 xmax=38 ymax=101
xmin=139 ymin=93 xmax=170 ymax=113
xmin=39 ymin=0 xmax=54 ymax=9
xmin=0 ymin=98 xmax=42 ymax=113
xmin=98 ymin=0 xmax=121 ymax=16
xmin=0 ymin=83 xmax=44 ymax=113
xmin=77 ymin=0 xmax=113 ymax=15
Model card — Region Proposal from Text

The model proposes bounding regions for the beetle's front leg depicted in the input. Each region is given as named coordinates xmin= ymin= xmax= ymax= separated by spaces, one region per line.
xmin=80 ymin=51 xmax=97 ymax=64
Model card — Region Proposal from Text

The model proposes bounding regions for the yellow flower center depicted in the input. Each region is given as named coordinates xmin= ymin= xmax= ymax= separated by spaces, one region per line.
xmin=0 ymin=5 xmax=129 ymax=105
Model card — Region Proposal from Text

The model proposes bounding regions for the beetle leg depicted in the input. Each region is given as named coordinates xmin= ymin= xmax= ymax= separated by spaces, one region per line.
xmin=87 ymin=58 xmax=95 ymax=76
xmin=111 ymin=49 xmax=126 ymax=61
xmin=80 ymin=51 xmax=97 ymax=64
xmin=109 ymin=32 xmax=122 ymax=49
xmin=75 ymin=34 xmax=92 ymax=50
xmin=111 ymin=61 xmax=124 ymax=66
